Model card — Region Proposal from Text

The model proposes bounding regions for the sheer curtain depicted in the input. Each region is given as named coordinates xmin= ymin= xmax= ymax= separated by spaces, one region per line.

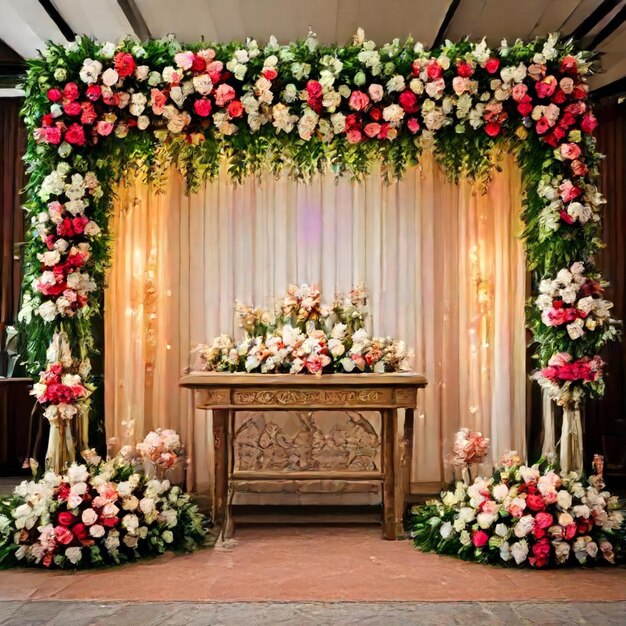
xmin=104 ymin=153 xmax=526 ymax=493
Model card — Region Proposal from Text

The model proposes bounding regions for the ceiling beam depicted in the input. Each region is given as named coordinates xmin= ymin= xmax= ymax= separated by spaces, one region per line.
xmin=37 ymin=0 xmax=75 ymax=41
xmin=591 ymin=75 xmax=626 ymax=99
xmin=588 ymin=5 xmax=626 ymax=48
xmin=117 ymin=0 xmax=152 ymax=41
xmin=568 ymin=0 xmax=621 ymax=41
xmin=431 ymin=0 xmax=461 ymax=50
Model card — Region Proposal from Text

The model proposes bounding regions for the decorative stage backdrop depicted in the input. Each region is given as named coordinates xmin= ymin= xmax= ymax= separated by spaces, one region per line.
xmin=17 ymin=31 xmax=620 ymax=479
xmin=104 ymin=154 xmax=526 ymax=492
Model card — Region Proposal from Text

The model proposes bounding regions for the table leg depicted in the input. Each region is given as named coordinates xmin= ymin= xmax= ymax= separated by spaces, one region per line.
xmin=212 ymin=409 xmax=228 ymax=529
xmin=382 ymin=409 xmax=396 ymax=540
xmin=393 ymin=408 xmax=407 ymax=539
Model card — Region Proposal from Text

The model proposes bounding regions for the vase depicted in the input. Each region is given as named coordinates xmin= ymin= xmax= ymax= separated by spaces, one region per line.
xmin=559 ymin=405 xmax=584 ymax=475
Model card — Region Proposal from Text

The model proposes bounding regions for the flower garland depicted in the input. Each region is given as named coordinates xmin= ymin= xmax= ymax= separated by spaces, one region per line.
xmin=194 ymin=284 xmax=410 ymax=375
xmin=0 ymin=437 xmax=208 ymax=569
xmin=411 ymin=441 xmax=625 ymax=568
xmin=17 ymin=31 xmax=618 ymax=469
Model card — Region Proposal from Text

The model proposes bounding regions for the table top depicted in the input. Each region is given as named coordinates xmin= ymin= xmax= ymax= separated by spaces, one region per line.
xmin=179 ymin=371 xmax=428 ymax=388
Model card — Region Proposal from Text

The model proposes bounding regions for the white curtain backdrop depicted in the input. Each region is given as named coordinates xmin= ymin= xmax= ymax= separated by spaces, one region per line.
xmin=104 ymin=153 xmax=527 ymax=493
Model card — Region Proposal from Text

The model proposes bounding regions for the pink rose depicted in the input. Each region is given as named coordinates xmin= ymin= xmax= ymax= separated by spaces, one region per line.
xmin=560 ymin=143 xmax=582 ymax=160
xmin=535 ymin=511 xmax=554 ymax=529
xmin=368 ymin=84 xmax=383 ymax=102
xmin=150 ymin=88 xmax=168 ymax=115
xmin=559 ymin=77 xmax=574 ymax=94
xmin=65 ymin=123 xmax=86 ymax=146
xmin=346 ymin=129 xmax=363 ymax=143
xmin=452 ymin=76 xmax=468 ymax=95
xmin=349 ymin=90 xmax=370 ymax=111
xmin=193 ymin=98 xmax=212 ymax=117
xmin=472 ymin=530 xmax=489 ymax=547
xmin=364 ymin=123 xmax=381 ymax=138
xmin=174 ymin=51 xmax=195 ymax=70
xmin=47 ymin=88 xmax=62 ymax=102
xmin=559 ymin=180 xmax=581 ymax=203
xmin=407 ymin=117 xmax=420 ymax=134
xmin=426 ymin=60 xmax=443 ymax=80
xmin=96 ymin=120 xmax=114 ymax=136
xmin=511 ymin=83 xmax=528 ymax=102
xmin=206 ymin=60 xmax=223 ymax=83
xmin=215 ymin=84 xmax=235 ymax=107
xmin=55 ymin=526 xmax=74 ymax=545
xmin=570 ymin=159 xmax=588 ymax=176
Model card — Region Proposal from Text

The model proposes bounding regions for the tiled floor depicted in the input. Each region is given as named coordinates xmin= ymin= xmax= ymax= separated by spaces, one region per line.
xmin=1 ymin=600 xmax=625 ymax=625
xmin=1 ymin=525 xmax=625 ymax=604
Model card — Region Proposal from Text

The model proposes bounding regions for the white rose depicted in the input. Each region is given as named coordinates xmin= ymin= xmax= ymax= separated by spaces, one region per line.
xmin=511 ymin=540 xmax=529 ymax=564
xmin=477 ymin=512 xmax=496 ymax=529
xmin=65 ymin=546 xmax=82 ymax=564
xmin=514 ymin=514 xmax=535 ymax=538
xmin=495 ymin=523 xmax=509 ymax=538
xmin=567 ymin=318 xmax=585 ymax=340
xmin=439 ymin=521 xmax=453 ymax=538
xmin=81 ymin=508 xmax=98 ymax=526
xmin=493 ymin=483 xmax=509 ymax=502
xmin=89 ymin=524 xmax=105 ymax=538
xmin=556 ymin=490 xmax=573 ymax=510
xmin=101 ymin=68 xmax=119 ymax=87
xmin=162 ymin=530 xmax=174 ymax=543
xmin=38 ymin=300 xmax=58 ymax=322
xmin=99 ymin=42 xmax=116 ymax=58
xmin=139 ymin=497 xmax=155 ymax=515
xmin=573 ymin=504 xmax=591 ymax=518
xmin=135 ymin=65 xmax=149 ymax=81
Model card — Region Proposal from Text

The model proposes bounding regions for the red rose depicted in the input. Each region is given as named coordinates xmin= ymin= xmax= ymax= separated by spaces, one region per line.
xmin=535 ymin=511 xmax=553 ymax=529
xmin=411 ymin=60 xmax=421 ymax=76
xmin=65 ymin=123 xmax=86 ymax=146
xmin=55 ymin=526 xmax=74 ymax=545
xmin=551 ymin=88 xmax=566 ymax=104
xmin=485 ymin=122 xmax=501 ymax=137
xmin=227 ymin=100 xmax=244 ymax=118
xmin=529 ymin=537 xmax=551 ymax=568
xmin=484 ymin=57 xmax=500 ymax=74
xmin=426 ymin=60 xmax=443 ymax=80
xmin=369 ymin=107 xmax=382 ymax=121
xmin=517 ymin=97 xmax=533 ymax=117
xmin=72 ymin=522 xmax=88 ymax=541
xmin=558 ymin=112 xmax=576 ymax=129
xmin=86 ymin=84 xmax=102 ymax=101
xmin=407 ymin=117 xmax=420 ymax=134
xmin=379 ymin=123 xmax=392 ymax=140
xmin=563 ymin=522 xmax=577 ymax=540
xmin=80 ymin=102 xmax=98 ymax=125
xmin=63 ymin=101 xmax=81 ymax=116
xmin=191 ymin=55 xmax=207 ymax=73
xmin=63 ymin=82 xmax=79 ymax=102
xmin=398 ymin=89 xmax=419 ymax=113
xmin=114 ymin=51 xmax=136 ymax=78
xmin=57 ymin=483 xmax=70 ymax=501
xmin=193 ymin=98 xmax=212 ymax=117
xmin=536 ymin=76 xmax=557 ymax=99
xmin=456 ymin=61 xmax=473 ymax=77
xmin=262 ymin=67 xmax=278 ymax=81
xmin=73 ymin=216 xmax=89 ymax=234
xmin=57 ymin=511 xmax=75 ymax=527
xmin=47 ymin=88 xmax=62 ymax=102
xmin=526 ymin=494 xmax=546 ymax=512
xmin=306 ymin=80 xmax=323 ymax=100
xmin=40 ymin=127 xmax=62 ymax=145
xmin=560 ymin=55 xmax=578 ymax=75
xmin=101 ymin=516 xmax=119 ymax=527
xmin=472 ymin=530 xmax=489 ymax=548
xmin=535 ymin=117 xmax=550 ymax=135
xmin=42 ymin=113 xmax=53 ymax=127
xmin=581 ymin=114 xmax=598 ymax=134
xmin=572 ymin=85 xmax=587 ymax=100
xmin=344 ymin=113 xmax=360 ymax=131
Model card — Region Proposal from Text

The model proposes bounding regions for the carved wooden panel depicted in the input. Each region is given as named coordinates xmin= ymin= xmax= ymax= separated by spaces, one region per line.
xmin=233 ymin=410 xmax=382 ymax=473
xmin=232 ymin=388 xmax=393 ymax=407
xmin=196 ymin=388 xmax=230 ymax=408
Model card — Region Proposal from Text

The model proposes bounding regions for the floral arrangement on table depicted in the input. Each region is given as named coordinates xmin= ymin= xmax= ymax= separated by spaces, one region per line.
xmin=136 ymin=428 xmax=185 ymax=480
xmin=411 ymin=431 xmax=625 ymax=568
xmin=0 ymin=432 xmax=208 ymax=570
xmin=194 ymin=284 xmax=410 ymax=375
xmin=16 ymin=30 xmax=619 ymax=471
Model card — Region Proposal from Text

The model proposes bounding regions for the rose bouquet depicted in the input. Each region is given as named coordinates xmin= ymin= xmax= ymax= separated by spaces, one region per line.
xmin=0 ymin=439 xmax=208 ymax=570
xmin=411 ymin=452 xmax=625 ymax=568
xmin=194 ymin=284 xmax=410 ymax=375
xmin=136 ymin=428 xmax=185 ymax=480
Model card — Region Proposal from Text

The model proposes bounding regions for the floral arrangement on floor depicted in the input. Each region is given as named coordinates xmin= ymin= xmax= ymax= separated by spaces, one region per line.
xmin=0 ymin=431 xmax=208 ymax=570
xmin=194 ymin=284 xmax=410 ymax=375
xmin=16 ymin=30 xmax=619 ymax=471
xmin=411 ymin=431 xmax=625 ymax=568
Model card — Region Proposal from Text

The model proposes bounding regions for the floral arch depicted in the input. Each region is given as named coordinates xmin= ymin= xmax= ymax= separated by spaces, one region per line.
xmin=19 ymin=30 xmax=619 ymax=471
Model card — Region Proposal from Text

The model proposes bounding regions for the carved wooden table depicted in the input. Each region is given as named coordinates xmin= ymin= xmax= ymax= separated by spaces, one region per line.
xmin=179 ymin=372 xmax=427 ymax=540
